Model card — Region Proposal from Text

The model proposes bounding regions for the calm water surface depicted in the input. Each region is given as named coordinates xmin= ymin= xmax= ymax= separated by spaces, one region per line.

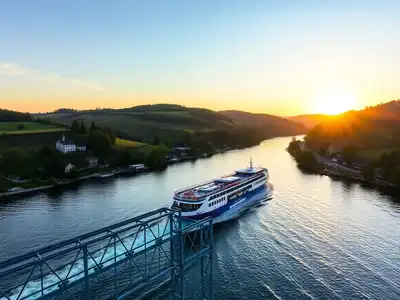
xmin=1 ymin=137 xmax=399 ymax=299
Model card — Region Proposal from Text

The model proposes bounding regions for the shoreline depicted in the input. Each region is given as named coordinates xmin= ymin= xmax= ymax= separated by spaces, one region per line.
xmin=287 ymin=147 xmax=398 ymax=192
xmin=0 ymin=148 xmax=233 ymax=200
xmin=319 ymin=167 xmax=397 ymax=190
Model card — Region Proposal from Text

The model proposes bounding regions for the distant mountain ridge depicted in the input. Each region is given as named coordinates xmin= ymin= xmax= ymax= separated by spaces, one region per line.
xmin=288 ymin=100 xmax=400 ymax=130
xmin=219 ymin=110 xmax=307 ymax=138
xmin=287 ymin=114 xmax=331 ymax=129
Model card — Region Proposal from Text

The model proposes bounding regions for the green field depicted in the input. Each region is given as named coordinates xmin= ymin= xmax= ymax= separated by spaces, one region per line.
xmin=0 ymin=122 xmax=66 ymax=135
xmin=116 ymin=138 xmax=147 ymax=149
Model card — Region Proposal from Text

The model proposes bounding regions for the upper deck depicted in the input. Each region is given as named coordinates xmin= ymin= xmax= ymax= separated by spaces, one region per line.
xmin=174 ymin=167 xmax=266 ymax=202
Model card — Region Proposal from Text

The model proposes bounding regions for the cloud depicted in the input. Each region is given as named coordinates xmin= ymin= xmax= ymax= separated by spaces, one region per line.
xmin=0 ymin=62 xmax=105 ymax=91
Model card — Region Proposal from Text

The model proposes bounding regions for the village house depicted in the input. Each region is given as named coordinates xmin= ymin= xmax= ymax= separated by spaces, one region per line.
xmin=56 ymin=135 xmax=87 ymax=154
xmin=86 ymin=156 xmax=99 ymax=168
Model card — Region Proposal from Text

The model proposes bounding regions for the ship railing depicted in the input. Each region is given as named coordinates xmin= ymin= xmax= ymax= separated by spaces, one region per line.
xmin=174 ymin=173 xmax=240 ymax=201
xmin=174 ymin=172 xmax=237 ymax=197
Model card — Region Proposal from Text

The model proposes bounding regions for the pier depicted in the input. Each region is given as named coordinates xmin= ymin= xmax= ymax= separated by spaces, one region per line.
xmin=0 ymin=208 xmax=213 ymax=300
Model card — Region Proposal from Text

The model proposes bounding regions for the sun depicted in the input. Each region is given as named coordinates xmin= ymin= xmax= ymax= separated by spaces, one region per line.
xmin=314 ymin=88 xmax=357 ymax=115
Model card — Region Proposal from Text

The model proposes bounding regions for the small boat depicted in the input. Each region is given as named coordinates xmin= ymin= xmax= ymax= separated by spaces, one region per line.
xmin=96 ymin=172 xmax=115 ymax=179
xmin=168 ymin=157 xmax=180 ymax=164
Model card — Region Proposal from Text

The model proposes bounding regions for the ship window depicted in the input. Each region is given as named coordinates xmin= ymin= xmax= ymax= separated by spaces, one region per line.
xmin=179 ymin=203 xmax=201 ymax=212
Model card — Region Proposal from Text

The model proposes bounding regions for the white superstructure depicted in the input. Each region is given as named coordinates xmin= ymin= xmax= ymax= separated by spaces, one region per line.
xmin=172 ymin=159 xmax=269 ymax=219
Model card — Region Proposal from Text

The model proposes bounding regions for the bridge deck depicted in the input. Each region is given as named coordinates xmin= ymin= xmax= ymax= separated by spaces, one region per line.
xmin=0 ymin=208 xmax=213 ymax=300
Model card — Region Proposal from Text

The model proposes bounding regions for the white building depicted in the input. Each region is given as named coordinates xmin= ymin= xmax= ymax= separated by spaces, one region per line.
xmin=56 ymin=135 xmax=86 ymax=154
xmin=76 ymin=145 xmax=87 ymax=152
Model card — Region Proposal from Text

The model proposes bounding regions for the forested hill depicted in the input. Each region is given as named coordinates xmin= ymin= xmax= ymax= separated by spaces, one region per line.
xmin=0 ymin=109 xmax=32 ymax=122
xmin=361 ymin=100 xmax=400 ymax=120
xmin=41 ymin=104 xmax=307 ymax=148
xmin=220 ymin=110 xmax=307 ymax=138
xmin=305 ymin=100 xmax=400 ymax=151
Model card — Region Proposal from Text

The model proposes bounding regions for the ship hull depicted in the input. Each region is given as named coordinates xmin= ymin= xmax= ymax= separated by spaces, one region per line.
xmin=181 ymin=183 xmax=270 ymax=221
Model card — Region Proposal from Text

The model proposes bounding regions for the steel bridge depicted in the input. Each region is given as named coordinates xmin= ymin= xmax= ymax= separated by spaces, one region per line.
xmin=0 ymin=208 xmax=213 ymax=300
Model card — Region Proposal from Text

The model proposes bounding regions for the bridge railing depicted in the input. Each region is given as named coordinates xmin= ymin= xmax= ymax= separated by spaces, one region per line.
xmin=0 ymin=207 xmax=213 ymax=300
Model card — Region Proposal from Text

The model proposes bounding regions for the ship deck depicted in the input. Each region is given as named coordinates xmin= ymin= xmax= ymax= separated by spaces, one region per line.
xmin=174 ymin=167 xmax=265 ymax=201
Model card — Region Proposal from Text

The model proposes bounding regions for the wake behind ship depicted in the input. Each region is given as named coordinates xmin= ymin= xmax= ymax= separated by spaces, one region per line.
xmin=172 ymin=159 xmax=269 ymax=220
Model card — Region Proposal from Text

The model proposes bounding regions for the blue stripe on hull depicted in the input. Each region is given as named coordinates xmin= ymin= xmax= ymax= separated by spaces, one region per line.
xmin=183 ymin=184 xmax=268 ymax=220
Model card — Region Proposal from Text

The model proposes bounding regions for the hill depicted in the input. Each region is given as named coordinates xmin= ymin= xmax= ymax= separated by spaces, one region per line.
xmin=42 ymin=104 xmax=238 ymax=145
xmin=0 ymin=109 xmax=32 ymax=122
xmin=305 ymin=100 xmax=400 ymax=152
xmin=287 ymin=114 xmax=331 ymax=129
xmin=220 ymin=110 xmax=307 ymax=138
xmin=41 ymin=104 xmax=307 ymax=149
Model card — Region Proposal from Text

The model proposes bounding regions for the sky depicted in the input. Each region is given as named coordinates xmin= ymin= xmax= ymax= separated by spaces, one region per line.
xmin=1 ymin=0 xmax=400 ymax=115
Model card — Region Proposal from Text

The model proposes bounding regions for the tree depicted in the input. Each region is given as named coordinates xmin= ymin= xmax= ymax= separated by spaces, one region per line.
xmin=147 ymin=145 xmax=169 ymax=169
xmin=287 ymin=138 xmax=302 ymax=155
xmin=71 ymin=120 xmax=80 ymax=133
xmin=89 ymin=129 xmax=112 ymax=157
xmin=391 ymin=166 xmax=400 ymax=187
xmin=0 ymin=148 xmax=26 ymax=176
xmin=67 ymin=168 xmax=79 ymax=179
xmin=361 ymin=163 xmax=376 ymax=181
xmin=37 ymin=146 xmax=54 ymax=159
xmin=106 ymin=128 xmax=116 ymax=146
xmin=114 ymin=151 xmax=133 ymax=167
xmin=295 ymin=150 xmax=321 ymax=172
xmin=319 ymin=142 xmax=330 ymax=157
xmin=90 ymin=122 xmax=97 ymax=133
xmin=79 ymin=122 xmax=87 ymax=134
xmin=341 ymin=145 xmax=359 ymax=165
xmin=48 ymin=157 xmax=65 ymax=178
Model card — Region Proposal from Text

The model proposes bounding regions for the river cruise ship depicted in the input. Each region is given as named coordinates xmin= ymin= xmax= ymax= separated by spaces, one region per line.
xmin=172 ymin=159 xmax=269 ymax=219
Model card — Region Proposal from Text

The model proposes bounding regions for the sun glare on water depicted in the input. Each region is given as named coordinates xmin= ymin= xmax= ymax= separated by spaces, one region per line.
xmin=314 ymin=88 xmax=357 ymax=115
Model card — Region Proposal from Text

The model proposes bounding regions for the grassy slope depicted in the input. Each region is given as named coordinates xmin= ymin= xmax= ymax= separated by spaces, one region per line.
xmin=0 ymin=122 xmax=65 ymax=135
xmin=40 ymin=105 xmax=239 ymax=144
xmin=116 ymin=138 xmax=147 ymax=149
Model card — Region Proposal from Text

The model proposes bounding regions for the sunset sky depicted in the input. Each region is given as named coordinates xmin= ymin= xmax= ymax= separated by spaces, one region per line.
xmin=1 ymin=0 xmax=399 ymax=115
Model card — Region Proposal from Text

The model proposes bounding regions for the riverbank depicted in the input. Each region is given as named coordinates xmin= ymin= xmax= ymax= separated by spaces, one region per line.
xmin=319 ymin=167 xmax=397 ymax=190
xmin=286 ymin=140 xmax=398 ymax=192
xmin=0 ymin=167 xmax=150 ymax=199
xmin=0 ymin=147 xmax=234 ymax=199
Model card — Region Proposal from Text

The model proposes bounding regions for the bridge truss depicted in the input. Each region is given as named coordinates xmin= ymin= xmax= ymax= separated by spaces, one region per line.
xmin=0 ymin=208 xmax=213 ymax=300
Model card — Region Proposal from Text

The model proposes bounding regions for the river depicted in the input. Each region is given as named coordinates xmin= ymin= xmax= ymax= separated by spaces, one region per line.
xmin=1 ymin=136 xmax=399 ymax=299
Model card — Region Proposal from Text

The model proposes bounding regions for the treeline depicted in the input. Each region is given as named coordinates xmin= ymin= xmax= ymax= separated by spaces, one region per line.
xmin=0 ymin=109 xmax=32 ymax=122
xmin=87 ymin=122 xmax=116 ymax=157
xmin=287 ymin=138 xmax=321 ymax=172
xmin=361 ymin=150 xmax=400 ymax=187
xmin=176 ymin=127 xmax=264 ymax=153
xmin=70 ymin=120 xmax=117 ymax=158
xmin=0 ymin=146 xmax=77 ymax=180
